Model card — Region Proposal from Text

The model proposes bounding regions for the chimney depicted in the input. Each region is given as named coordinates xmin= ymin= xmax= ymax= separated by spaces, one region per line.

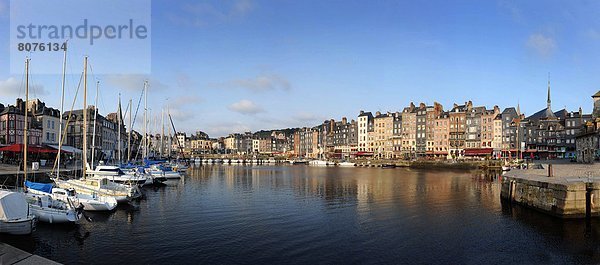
xmin=376 ymin=111 xmax=381 ymax=116
xmin=342 ymin=117 xmax=347 ymax=124
xmin=360 ymin=110 xmax=364 ymax=115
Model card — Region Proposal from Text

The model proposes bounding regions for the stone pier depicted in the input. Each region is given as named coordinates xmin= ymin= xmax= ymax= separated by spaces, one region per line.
xmin=501 ymin=163 xmax=600 ymax=218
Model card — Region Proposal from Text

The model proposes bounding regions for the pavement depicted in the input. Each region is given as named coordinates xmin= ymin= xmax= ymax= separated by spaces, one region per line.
xmin=505 ymin=162 xmax=600 ymax=184
xmin=0 ymin=164 xmax=77 ymax=176
xmin=0 ymin=243 xmax=61 ymax=265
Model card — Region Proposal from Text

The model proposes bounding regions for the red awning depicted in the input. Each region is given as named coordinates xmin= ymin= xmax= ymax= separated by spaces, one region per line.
xmin=464 ymin=148 xmax=493 ymax=156
xmin=0 ymin=144 xmax=58 ymax=153
xmin=352 ymin=152 xmax=374 ymax=156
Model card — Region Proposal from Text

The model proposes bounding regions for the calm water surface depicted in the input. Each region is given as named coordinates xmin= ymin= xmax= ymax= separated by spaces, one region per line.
xmin=3 ymin=165 xmax=600 ymax=264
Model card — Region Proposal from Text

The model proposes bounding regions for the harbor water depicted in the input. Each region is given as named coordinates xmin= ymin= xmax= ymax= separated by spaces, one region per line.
xmin=2 ymin=165 xmax=600 ymax=264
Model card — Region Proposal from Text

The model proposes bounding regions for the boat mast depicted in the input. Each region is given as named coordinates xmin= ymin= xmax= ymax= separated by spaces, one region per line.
xmin=23 ymin=57 xmax=29 ymax=186
xmin=91 ymin=81 xmax=98 ymax=170
xmin=161 ymin=109 xmax=164 ymax=158
xmin=57 ymin=41 xmax=67 ymax=179
xmin=82 ymin=56 xmax=88 ymax=179
xmin=168 ymin=107 xmax=172 ymax=158
xmin=128 ymin=98 xmax=132 ymax=162
xmin=143 ymin=80 xmax=148 ymax=159
xmin=117 ymin=94 xmax=121 ymax=164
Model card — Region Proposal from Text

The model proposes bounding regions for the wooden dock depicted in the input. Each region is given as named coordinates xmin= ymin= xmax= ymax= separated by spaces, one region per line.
xmin=0 ymin=242 xmax=61 ymax=264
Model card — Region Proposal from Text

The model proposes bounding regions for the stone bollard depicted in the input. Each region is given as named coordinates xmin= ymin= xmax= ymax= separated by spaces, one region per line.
xmin=548 ymin=164 xmax=553 ymax=178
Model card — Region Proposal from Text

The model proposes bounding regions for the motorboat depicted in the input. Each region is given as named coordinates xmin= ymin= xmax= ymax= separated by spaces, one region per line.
xmin=172 ymin=163 xmax=188 ymax=172
xmin=381 ymin=164 xmax=396 ymax=168
xmin=0 ymin=190 xmax=36 ymax=235
xmin=309 ymin=160 xmax=333 ymax=166
xmin=147 ymin=164 xmax=181 ymax=180
xmin=89 ymin=165 xmax=149 ymax=186
xmin=26 ymin=181 xmax=117 ymax=212
xmin=290 ymin=159 xmax=309 ymax=165
xmin=337 ymin=161 xmax=356 ymax=167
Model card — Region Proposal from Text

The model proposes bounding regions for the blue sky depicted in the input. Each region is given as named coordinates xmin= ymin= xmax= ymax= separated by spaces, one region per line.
xmin=0 ymin=0 xmax=599 ymax=137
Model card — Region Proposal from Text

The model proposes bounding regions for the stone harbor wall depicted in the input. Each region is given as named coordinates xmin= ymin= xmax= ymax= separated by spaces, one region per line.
xmin=501 ymin=164 xmax=600 ymax=218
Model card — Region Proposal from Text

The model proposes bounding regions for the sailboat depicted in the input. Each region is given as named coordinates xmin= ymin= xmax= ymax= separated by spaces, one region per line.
xmin=25 ymin=181 xmax=117 ymax=212
xmin=141 ymin=82 xmax=181 ymax=180
xmin=21 ymin=57 xmax=81 ymax=224
xmin=53 ymin=56 xmax=142 ymax=203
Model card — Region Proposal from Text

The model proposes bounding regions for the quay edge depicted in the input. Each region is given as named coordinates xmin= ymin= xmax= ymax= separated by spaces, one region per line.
xmin=501 ymin=164 xmax=600 ymax=219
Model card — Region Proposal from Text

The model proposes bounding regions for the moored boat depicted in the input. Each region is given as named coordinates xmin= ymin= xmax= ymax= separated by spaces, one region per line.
xmin=26 ymin=181 xmax=117 ymax=212
xmin=0 ymin=190 xmax=36 ymax=235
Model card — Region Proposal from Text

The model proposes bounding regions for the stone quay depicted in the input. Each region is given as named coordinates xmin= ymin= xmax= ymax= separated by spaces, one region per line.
xmin=501 ymin=163 xmax=600 ymax=218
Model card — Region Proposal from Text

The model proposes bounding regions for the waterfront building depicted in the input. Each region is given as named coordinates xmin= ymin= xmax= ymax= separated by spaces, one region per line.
xmin=425 ymin=103 xmax=443 ymax=157
xmin=106 ymin=111 xmax=127 ymax=160
xmin=373 ymin=112 xmax=394 ymax=159
xmin=401 ymin=103 xmax=417 ymax=159
xmin=294 ymin=127 xmax=314 ymax=157
xmin=331 ymin=117 xmax=358 ymax=159
xmin=190 ymin=138 xmax=213 ymax=155
xmin=464 ymin=105 xmax=499 ymax=158
xmin=0 ymin=99 xmax=42 ymax=146
xmin=63 ymin=107 xmax=105 ymax=161
xmin=27 ymin=99 xmax=60 ymax=145
xmin=492 ymin=114 xmax=503 ymax=158
xmin=433 ymin=112 xmax=450 ymax=158
xmin=564 ymin=109 xmax=592 ymax=158
xmin=252 ymin=139 xmax=260 ymax=154
xmin=465 ymin=106 xmax=484 ymax=150
xmin=391 ymin=112 xmax=402 ymax=158
xmin=415 ymin=104 xmax=427 ymax=157
xmin=357 ymin=111 xmax=373 ymax=153
xmin=448 ymin=102 xmax=470 ymax=159
xmin=224 ymin=133 xmax=242 ymax=154
xmin=481 ymin=106 xmax=500 ymax=149
xmin=500 ymin=107 xmax=519 ymax=158
xmin=521 ymin=81 xmax=567 ymax=159
xmin=576 ymin=90 xmax=600 ymax=163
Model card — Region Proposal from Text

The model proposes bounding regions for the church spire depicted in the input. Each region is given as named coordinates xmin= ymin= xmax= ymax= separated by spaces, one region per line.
xmin=547 ymin=73 xmax=551 ymax=110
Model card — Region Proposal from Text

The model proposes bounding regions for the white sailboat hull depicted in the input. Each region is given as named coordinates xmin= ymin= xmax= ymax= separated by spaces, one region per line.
xmin=54 ymin=179 xmax=135 ymax=203
xmin=150 ymin=170 xmax=181 ymax=180
xmin=29 ymin=205 xmax=79 ymax=224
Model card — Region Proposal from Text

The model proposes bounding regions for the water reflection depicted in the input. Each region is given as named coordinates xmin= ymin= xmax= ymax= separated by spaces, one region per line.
xmin=4 ymin=165 xmax=600 ymax=264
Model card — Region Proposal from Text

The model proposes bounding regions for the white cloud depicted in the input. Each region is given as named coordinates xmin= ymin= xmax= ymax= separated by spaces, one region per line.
xmin=104 ymin=74 xmax=168 ymax=92
xmin=211 ymin=73 xmax=291 ymax=92
xmin=169 ymin=95 xmax=202 ymax=106
xmin=498 ymin=0 xmax=523 ymax=23
xmin=169 ymin=0 xmax=253 ymax=27
xmin=205 ymin=122 xmax=252 ymax=137
xmin=167 ymin=108 xmax=193 ymax=122
xmin=176 ymin=73 xmax=195 ymax=88
xmin=0 ymin=77 xmax=46 ymax=97
xmin=586 ymin=29 xmax=600 ymax=40
xmin=526 ymin=33 xmax=556 ymax=57
xmin=228 ymin=99 xmax=264 ymax=115
xmin=292 ymin=111 xmax=325 ymax=123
